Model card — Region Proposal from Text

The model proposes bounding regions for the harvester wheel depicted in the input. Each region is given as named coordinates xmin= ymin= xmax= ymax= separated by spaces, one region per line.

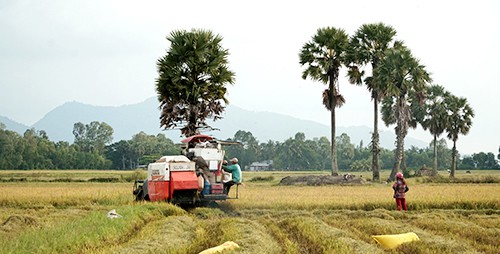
xmin=134 ymin=189 xmax=144 ymax=201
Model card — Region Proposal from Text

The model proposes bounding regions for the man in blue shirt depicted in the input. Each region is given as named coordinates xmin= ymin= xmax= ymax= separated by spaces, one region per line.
xmin=221 ymin=157 xmax=242 ymax=194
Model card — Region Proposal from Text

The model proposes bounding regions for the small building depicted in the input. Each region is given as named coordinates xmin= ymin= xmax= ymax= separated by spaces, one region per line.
xmin=247 ymin=160 xmax=273 ymax=171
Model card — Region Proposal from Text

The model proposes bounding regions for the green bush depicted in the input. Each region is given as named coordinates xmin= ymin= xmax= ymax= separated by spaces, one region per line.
xmin=249 ymin=176 xmax=274 ymax=182
xmin=418 ymin=175 xmax=500 ymax=184
xmin=121 ymin=169 xmax=148 ymax=182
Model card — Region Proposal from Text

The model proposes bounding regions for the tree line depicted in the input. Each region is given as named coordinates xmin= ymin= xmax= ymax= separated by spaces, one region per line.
xmin=0 ymin=23 xmax=487 ymax=176
xmin=1 ymin=122 xmax=498 ymax=171
xmin=223 ymin=130 xmax=499 ymax=172
xmin=297 ymin=24 xmax=475 ymax=180
xmin=153 ymin=25 xmax=475 ymax=181
xmin=0 ymin=122 xmax=111 ymax=169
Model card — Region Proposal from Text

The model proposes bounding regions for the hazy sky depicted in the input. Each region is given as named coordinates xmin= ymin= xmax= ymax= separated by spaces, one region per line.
xmin=0 ymin=0 xmax=499 ymax=155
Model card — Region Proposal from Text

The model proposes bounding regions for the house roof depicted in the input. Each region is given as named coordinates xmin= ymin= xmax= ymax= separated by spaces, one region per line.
xmin=249 ymin=162 xmax=270 ymax=167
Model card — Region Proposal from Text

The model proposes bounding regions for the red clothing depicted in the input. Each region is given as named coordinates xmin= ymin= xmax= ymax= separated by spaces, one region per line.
xmin=393 ymin=178 xmax=409 ymax=211
xmin=395 ymin=198 xmax=407 ymax=211
xmin=392 ymin=179 xmax=407 ymax=198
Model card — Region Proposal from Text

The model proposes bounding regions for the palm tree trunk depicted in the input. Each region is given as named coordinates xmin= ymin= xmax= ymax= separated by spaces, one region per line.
xmin=402 ymin=151 xmax=407 ymax=171
xmin=186 ymin=105 xmax=200 ymax=137
xmin=372 ymin=98 xmax=380 ymax=182
xmin=451 ymin=140 xmax=457 ymax=177
xmin=329 ymin=72 xmax=338 ymax=176
xmin=389 ymin=96 xmax=407 ymax=180
xmin=331 ymin=101 xmax=338 ymax=176
xmin=389 ymin=126 xmax=404 ymax=180
xmin=121 ymin=155 xmax=125 ymax=170
xmin=432 ymin=134 xmax=438 ymax=176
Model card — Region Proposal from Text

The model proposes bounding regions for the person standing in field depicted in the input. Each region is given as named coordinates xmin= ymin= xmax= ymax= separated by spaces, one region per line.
xmin=393 ymin=172 xmax=409 ymax=211
xmin=221 ymin=158 xmax=242 ymax=195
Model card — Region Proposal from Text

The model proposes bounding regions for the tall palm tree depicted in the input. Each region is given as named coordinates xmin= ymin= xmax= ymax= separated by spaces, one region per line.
xmin=299 ymin=27 xmax=349 ymax=176
xmin=375 ymin=45 xmax=432 ymax=180
xmin=347 ymin=22 xmax=399 ymax=182
xmin=444 ymin=95 xmax=474 ymax=177
xmin=156 ymin=29 xmax=235 ymax=137
xmin=416 ymin=85 xmax=450 ymax=175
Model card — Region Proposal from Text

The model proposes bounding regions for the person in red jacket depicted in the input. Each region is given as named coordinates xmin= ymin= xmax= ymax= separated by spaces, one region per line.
xmin=392 ymin=172 xmax=409 ymax=211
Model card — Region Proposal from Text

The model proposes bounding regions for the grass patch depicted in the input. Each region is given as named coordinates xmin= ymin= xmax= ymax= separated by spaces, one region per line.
xmin=259 ymin=218 xmax=299 ymax=253
xmin=191 ymin=207 xmax=226 ymax=219
xmin=0 ymin=170 xmax=499 ymax=253
xmin=0 ymin=204 xmax=170 ymax=253
xmin=108 ymin=214 xmax=196 ymax=254
xmin=87 ymin=177 xmax=121 ymax=183
xmin=217 ymin=217 xmax=281 ymax=254
xmin=0 ymin=169 xmax=146 ymax=183
xmin=409 ymin=213 xmax=500 ymax=253
xmin=0 ymin=182 xmax=133 ymax=208
xmin=418 ymin=175 xmax=500 ymax=184
xmin=248 ymin=176 xmax=275 ymax=182
xmin=280 ymin=216 xmax=353 ymax=253
xmin=232 ymin=183 xmax=500 ymax=211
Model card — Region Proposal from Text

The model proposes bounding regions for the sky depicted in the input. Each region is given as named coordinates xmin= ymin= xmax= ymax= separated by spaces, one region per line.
xmin=0 ymin=0 xmax=499 ymax=155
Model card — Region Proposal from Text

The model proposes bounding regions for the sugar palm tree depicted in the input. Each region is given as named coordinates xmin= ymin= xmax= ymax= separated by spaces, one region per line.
xmin=299 ymin=27 xmax=349 ymax=176
xmin=416 ymin=85 xmax=450 ymax=175
xmin=375 ymin=45 xmax=432 ymax=180
xmin=156 ymin=29 xmax=235 ymax=137
xmin=444 ymin=95 xmax=474 ymax=177
xmin=347 ymin=22 xmax=399 ymax=182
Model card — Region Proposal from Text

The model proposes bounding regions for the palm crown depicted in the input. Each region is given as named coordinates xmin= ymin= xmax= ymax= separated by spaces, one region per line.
xmin=156 ymin=29 xmax=235 ymax=137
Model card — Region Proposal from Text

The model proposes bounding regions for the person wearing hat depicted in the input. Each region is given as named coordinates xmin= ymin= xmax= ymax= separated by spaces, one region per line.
xmin=392 ymin=172 xmax=409 ymax=211
xmin=221 ymin=157 xmax=242 ymax=194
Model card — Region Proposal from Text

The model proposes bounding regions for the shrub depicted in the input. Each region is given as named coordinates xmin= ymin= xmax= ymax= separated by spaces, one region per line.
xmin=249 ymin=176 xmax=274 ymax=182
xmin=418 ymin=175 xmax=500 ymax=184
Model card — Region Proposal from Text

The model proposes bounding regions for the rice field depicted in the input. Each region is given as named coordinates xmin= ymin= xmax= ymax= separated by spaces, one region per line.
xmin=0 ymin=170 xmax=499 ymax=253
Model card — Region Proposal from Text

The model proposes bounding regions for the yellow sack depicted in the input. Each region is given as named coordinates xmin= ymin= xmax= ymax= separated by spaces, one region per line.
xmin=371 ymin=232 xmax=419 ymax=249
xmin=199 ymin=241 xmax=240 ymax=254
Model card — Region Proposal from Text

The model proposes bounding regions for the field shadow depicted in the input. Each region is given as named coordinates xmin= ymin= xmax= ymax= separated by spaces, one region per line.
xmin=181 ymin=200 xmax=240 ymax=216
xmin=217 ymin=202 xmax=241 ymax=216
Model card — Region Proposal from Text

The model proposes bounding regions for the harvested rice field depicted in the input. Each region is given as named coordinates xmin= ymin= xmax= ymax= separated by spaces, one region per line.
xmin=0 ymin=170 xmax=499 ymax=253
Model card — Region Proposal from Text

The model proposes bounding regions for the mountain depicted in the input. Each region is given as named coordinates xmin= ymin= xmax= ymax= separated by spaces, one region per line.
xmin=0 ymin=115 xmax=30 ymax=134
xmin=3 ymin=97 xmax=427 ymax=149
xmin=32 ymin=97 xmax=163 ymax=143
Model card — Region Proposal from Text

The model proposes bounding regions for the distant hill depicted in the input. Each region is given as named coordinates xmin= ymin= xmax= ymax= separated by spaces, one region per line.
xmin=0 ymin=115 xmax=30 ymax=134
xmin=32 ymin=98 xmax=163 ymax=143
xmin=2 ymin=97 xmax=427 ymax=149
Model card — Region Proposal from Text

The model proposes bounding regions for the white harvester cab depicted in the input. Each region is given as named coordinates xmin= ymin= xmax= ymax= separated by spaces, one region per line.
xmin=147 ymin=155 xmax=194 ymax=182
xmin=187 ymin=147 xmax=225 ymax=171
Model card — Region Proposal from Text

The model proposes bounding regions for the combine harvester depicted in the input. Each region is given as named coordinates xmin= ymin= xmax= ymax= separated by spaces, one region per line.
xmin=133 ymin=134 xmax=240 ymax=206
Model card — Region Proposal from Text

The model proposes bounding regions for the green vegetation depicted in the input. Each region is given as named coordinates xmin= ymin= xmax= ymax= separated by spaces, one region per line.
xmin=1 ymin=22 xmax=497 ymax=174
xmin=299 ymin=26 xmax=350 ymax=176
xmin=155 ymin=28 xmax=235 ymax=137
xmin=0 ymin=204 xmax=186 ymax=254
xmin=377 ymin=44 xmax=431 ymax=180
xmin=4 ymin=123 xmax=498 ymax=172
xmin=347 ymin=22 xmax=399 ymax=182
xmin=248 ymin=176 xmax=275 ymax=182
xmin=418 ymin=174 xmax=500 ymax=184
xmin=0 ymin=169 xmax=146 ymax=183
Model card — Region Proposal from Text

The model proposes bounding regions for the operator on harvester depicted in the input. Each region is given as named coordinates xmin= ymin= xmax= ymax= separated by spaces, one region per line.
xmin=221 ymin=158 xmax=242 ymax=195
